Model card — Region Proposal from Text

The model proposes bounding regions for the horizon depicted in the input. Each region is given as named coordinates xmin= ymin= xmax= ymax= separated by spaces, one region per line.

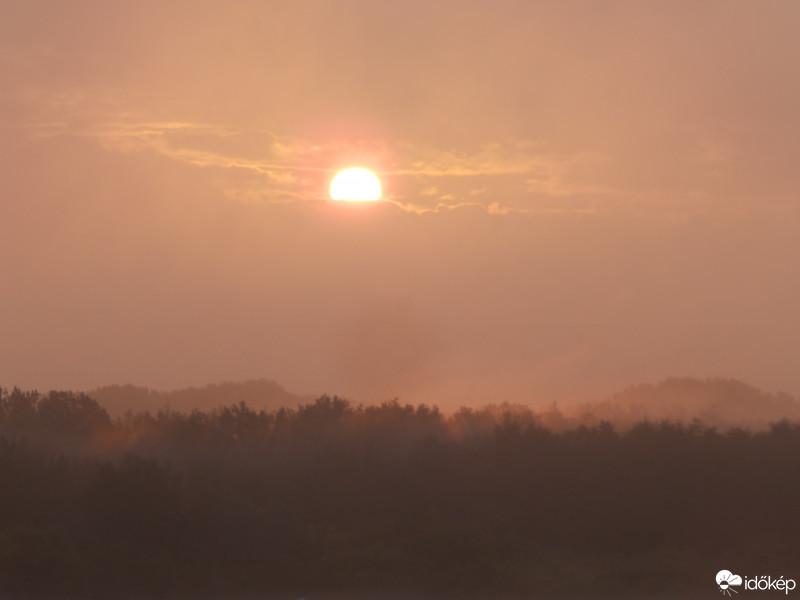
xmin=6 ymin=374 xmax=798 ymax=434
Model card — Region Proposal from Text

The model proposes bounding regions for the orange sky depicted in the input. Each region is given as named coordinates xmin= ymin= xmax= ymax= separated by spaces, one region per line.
xmin=2 ymin=1 xmax=799 ymax=407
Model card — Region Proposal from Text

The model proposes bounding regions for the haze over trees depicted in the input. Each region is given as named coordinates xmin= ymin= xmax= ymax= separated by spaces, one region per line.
xmin=90 ymin=378 xmax=312 ymax=417
xmin=571 ymin=377 xmax=800 ymax=430
xmin=89 ymin=376 xmax=800 ymax=430
xmin=1 ymin=379 xmax=799 ymax=598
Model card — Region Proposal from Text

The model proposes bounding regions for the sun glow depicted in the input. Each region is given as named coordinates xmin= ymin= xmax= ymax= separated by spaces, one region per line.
xmin=330 ymin=168 xmax=382 ymax=202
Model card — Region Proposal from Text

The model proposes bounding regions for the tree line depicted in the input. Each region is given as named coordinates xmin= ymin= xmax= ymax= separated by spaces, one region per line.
xmin=1 ymin=387 xmax=799 ymax=598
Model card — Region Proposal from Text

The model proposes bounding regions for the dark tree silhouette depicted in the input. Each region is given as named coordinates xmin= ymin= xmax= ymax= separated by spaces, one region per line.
xmin=1 ymin=387 xmax=799 ymax=598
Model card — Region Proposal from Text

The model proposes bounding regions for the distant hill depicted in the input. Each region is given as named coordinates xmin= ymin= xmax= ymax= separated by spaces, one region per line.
xmin=89 ymin=378 xmax=314 ymax=416
xmin=573 ymin=377 xmax=800 ymax=430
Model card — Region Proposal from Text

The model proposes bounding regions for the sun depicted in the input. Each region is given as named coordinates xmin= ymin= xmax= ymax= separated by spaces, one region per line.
xmin=330 ymin=168 xmax=382 ymax=202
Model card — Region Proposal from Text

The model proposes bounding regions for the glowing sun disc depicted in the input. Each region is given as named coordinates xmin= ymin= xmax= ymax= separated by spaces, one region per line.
xmin=330 ymin=168 xmax=382 ymax=201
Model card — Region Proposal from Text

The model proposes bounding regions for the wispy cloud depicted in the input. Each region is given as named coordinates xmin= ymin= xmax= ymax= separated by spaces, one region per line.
xmin=6 ymin=89 xmax=616 ymax=214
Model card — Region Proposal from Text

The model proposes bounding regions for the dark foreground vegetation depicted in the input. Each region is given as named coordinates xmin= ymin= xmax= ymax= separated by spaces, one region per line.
xmin=1 ymin=387 xmax=799 ymax=599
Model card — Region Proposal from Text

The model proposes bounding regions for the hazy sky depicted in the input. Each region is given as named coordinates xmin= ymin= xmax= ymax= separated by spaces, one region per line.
xmin=2 ymin=1 xmax=800 ymax=407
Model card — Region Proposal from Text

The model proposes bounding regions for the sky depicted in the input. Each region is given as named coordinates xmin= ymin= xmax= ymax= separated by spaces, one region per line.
xmin=2 ymin=0 xmax=800 ymax=408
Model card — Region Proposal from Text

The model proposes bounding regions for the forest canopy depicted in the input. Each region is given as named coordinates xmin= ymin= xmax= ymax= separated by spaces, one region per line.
xmin=1 ymin=384 xmax=799 ymax=598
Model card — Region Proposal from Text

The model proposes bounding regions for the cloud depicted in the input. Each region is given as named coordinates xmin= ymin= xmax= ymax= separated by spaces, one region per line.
xmin=6 ymin=89 xmax=616 ymax=215
xmin=6 ymin=40 xmax=800 ymax=220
